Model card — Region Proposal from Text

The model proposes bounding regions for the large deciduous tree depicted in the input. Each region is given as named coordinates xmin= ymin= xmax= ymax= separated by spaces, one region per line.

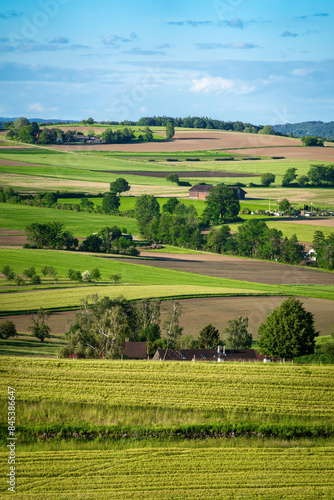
xmin=258 ymin=297 xmax=318 ymax=359
xmin=102 ymin=193 xmax=120 ymax=214
xmin=163 ymin=300 xmax=183 ymax=357
xmin=134 ymin=194 xmax=160 ymax=237
xmin=223 ymin=316 xmax=252 ymax=349
xmin=204 ymin=184 xmax=240 ymax=223
xmin=110 ymin=178 xmax=130 ymax=196
xmin=64 ymin=294 xmax=133 ymax=359
xmin=0 ymin=320 xmax=17 ymax=339
xmin=282 ymin=168 xmax=297 ymax=186
xmin=28 ymin=308 xmax=52 ymax=342
xmin=166 ymin=121 xmax=175 ymax=140
xmin=261 ymin=173 xmax=275 ymax=187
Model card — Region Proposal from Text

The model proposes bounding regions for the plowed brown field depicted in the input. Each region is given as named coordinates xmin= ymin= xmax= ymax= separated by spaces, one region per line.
xmin=2 ymin=295 xmax=333 ymax=338
xmin=224 ymin=146 xmax=334 ymax=161
xmin=47 ymin=130 xmax=300 ymax=153
xmin=117 ymin=252 xmax=334 ymax=285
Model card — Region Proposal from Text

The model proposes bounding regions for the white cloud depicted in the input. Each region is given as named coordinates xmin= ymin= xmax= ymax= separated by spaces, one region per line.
xmin=291 ymin=68 xmax=315 ymax=77
xmin=27 ymin=103 xmax=45 ymax=112
xmin=190 ymin=76 xmax=255 ymax=95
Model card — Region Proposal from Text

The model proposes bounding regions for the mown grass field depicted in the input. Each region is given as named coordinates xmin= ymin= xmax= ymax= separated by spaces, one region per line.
xmin=1 ymin=445 xmax=333 ymax=499
xmin=1 ymin=358 xmax=333 ymax=423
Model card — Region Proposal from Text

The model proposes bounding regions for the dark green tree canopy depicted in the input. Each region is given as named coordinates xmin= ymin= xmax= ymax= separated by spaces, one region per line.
xmin=223 ymin=316 xmax=252 ymax=349
xmin=204 ymin=184 xmax=240 ymax=223
xmin=261 ymin=173 xmax=275 ymax=187
xmin=301 ymin=136 xmax=324 ymax=146
xmin=135 ymin=195 xmax=160 ymax=236
xmin=198 ymin=324 xmax=220 ymax=348
xmin=0 ymin=320 xmax=17 ymax=339
xmin=162 ymin=197 xmax=180 ymax=214
xmin=166 ymin=121 xmax=175 ymax=139
xmin=258 ymin=297 xmax=318 ymax=359
xmin=110 ymin=178 xmax=130 ymax=196
xmin=282 ymin=168 xmax=297 ymax=186
xmin=102 ymin=193 xmax=120 ymax=214
xmin=166 ymin=173 xmax=179 ymax=185
xmin=278 ymin=198 xmax=291 ymax=212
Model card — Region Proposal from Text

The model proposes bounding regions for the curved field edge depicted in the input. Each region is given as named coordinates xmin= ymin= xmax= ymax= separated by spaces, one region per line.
xmin=0 ymin=447 xmax=333 ymax=499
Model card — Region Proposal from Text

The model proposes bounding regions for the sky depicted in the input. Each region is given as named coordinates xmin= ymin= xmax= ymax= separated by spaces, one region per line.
xmin=0 ymin=0 xmax=333 ymax=124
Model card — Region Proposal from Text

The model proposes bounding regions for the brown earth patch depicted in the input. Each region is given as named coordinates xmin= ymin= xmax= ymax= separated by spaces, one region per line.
xmin=92 ymin=170 xmax=259 ymax=178
xmin=224 ymin=146 xmax=334 ymax=161
xmin=46 ymin=130 xmax=300 ymax=153
xmin=2 ymin=295 xmax=333 ymax=338
xmin=114 ymin=252 xmax=334 ymax=285
xmin=282 ymin=217 xmax=334 ymax=227
xmin=0 ymin=159 xmax=48 ymax=167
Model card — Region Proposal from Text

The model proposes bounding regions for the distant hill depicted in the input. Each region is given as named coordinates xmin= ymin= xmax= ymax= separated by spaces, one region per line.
xmin=0 ymin=117 xmax=77 ymax=127
xmin=274 ymin=121 xmax=334 ymax=140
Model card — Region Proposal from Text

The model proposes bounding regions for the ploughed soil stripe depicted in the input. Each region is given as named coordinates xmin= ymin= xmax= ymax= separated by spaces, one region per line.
xmin=90 ymin=170 xmax=260 ymax=178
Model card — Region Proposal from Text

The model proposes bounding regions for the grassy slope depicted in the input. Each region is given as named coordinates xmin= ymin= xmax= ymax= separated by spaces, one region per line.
xmin=0 ymin=203 xmax=138 ymax=236
xmin=0 ymin=248 xmax=334 ymax=314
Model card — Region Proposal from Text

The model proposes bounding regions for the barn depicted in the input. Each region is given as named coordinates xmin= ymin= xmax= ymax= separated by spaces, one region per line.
xmin=189 ymin=185 xmax=247 ymax=200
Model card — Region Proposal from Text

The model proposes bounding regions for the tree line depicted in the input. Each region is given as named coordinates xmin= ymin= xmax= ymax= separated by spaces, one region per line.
xmin=55 ymin=293 xmax=330 ymax=363
xmin=134 ymin=194 xmax=305 ymax=265
xmin=24 ymin=221 xmax=139 ymax=256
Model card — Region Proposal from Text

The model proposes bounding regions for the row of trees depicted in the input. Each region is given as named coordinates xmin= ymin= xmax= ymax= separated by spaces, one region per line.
xmin=282 ymin=165 xmax=334 ymax=187
xmin=259 ymin=165 xmax=334 ymax=188
xmin=59 ymin=295 xmax=183 ymax=359
xmin=134 ymin=195 xmax=305 ymax=264
xmin=24 ymin=221 xmax=139 ymax=256
xmin=56 ymin=294 xmax=322 ymax=361
xmin=136 ymin=116 xmax=271 ymax=135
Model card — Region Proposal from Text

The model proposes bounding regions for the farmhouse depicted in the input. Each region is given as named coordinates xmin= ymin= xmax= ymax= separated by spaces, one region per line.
xmin=189 ymin=184 xmax=247 ymax=200
xmin=152 ymin=348 xmax=270 ymax=362
xmin=124 ymin=341 xmax=147 ymax=359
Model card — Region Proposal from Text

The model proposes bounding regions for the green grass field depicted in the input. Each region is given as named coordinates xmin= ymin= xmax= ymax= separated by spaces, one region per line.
xmin=229 ymin=219 xmax=334 ymax=243
xmin=0 ymin=333 xmax=66 ymax=357
xmin=1 ymin=248 xmax=334 ymax=314
xmin=0 ymin=203 xmax=138 ymax=236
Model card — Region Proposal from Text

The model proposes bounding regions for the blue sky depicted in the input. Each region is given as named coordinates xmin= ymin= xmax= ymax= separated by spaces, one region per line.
xmin=0 ymin=0 xmax=333 ymax=124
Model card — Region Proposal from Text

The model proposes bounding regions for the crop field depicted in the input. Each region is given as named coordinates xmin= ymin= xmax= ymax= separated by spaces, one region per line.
xmin=2 ymin=358 xmax=334 ymax=418
xmin=1 ymin=446 xmax=333 ymax=499
xmin=1 ymin=126 xmax=334 ymax=499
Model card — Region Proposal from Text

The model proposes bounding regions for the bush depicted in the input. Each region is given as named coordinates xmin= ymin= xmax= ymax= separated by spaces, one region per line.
xmin=0 ymin=320 xmax=17 ymax=339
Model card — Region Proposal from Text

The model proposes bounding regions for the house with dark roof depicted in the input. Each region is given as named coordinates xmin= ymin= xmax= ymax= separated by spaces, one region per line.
xmin=189 ymin=185 xmax=246 ymax=200
xmin=124 ymin=341 xmax=147 ymax=359
xmin=152 ymin=348 xmax=271 ymax=362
